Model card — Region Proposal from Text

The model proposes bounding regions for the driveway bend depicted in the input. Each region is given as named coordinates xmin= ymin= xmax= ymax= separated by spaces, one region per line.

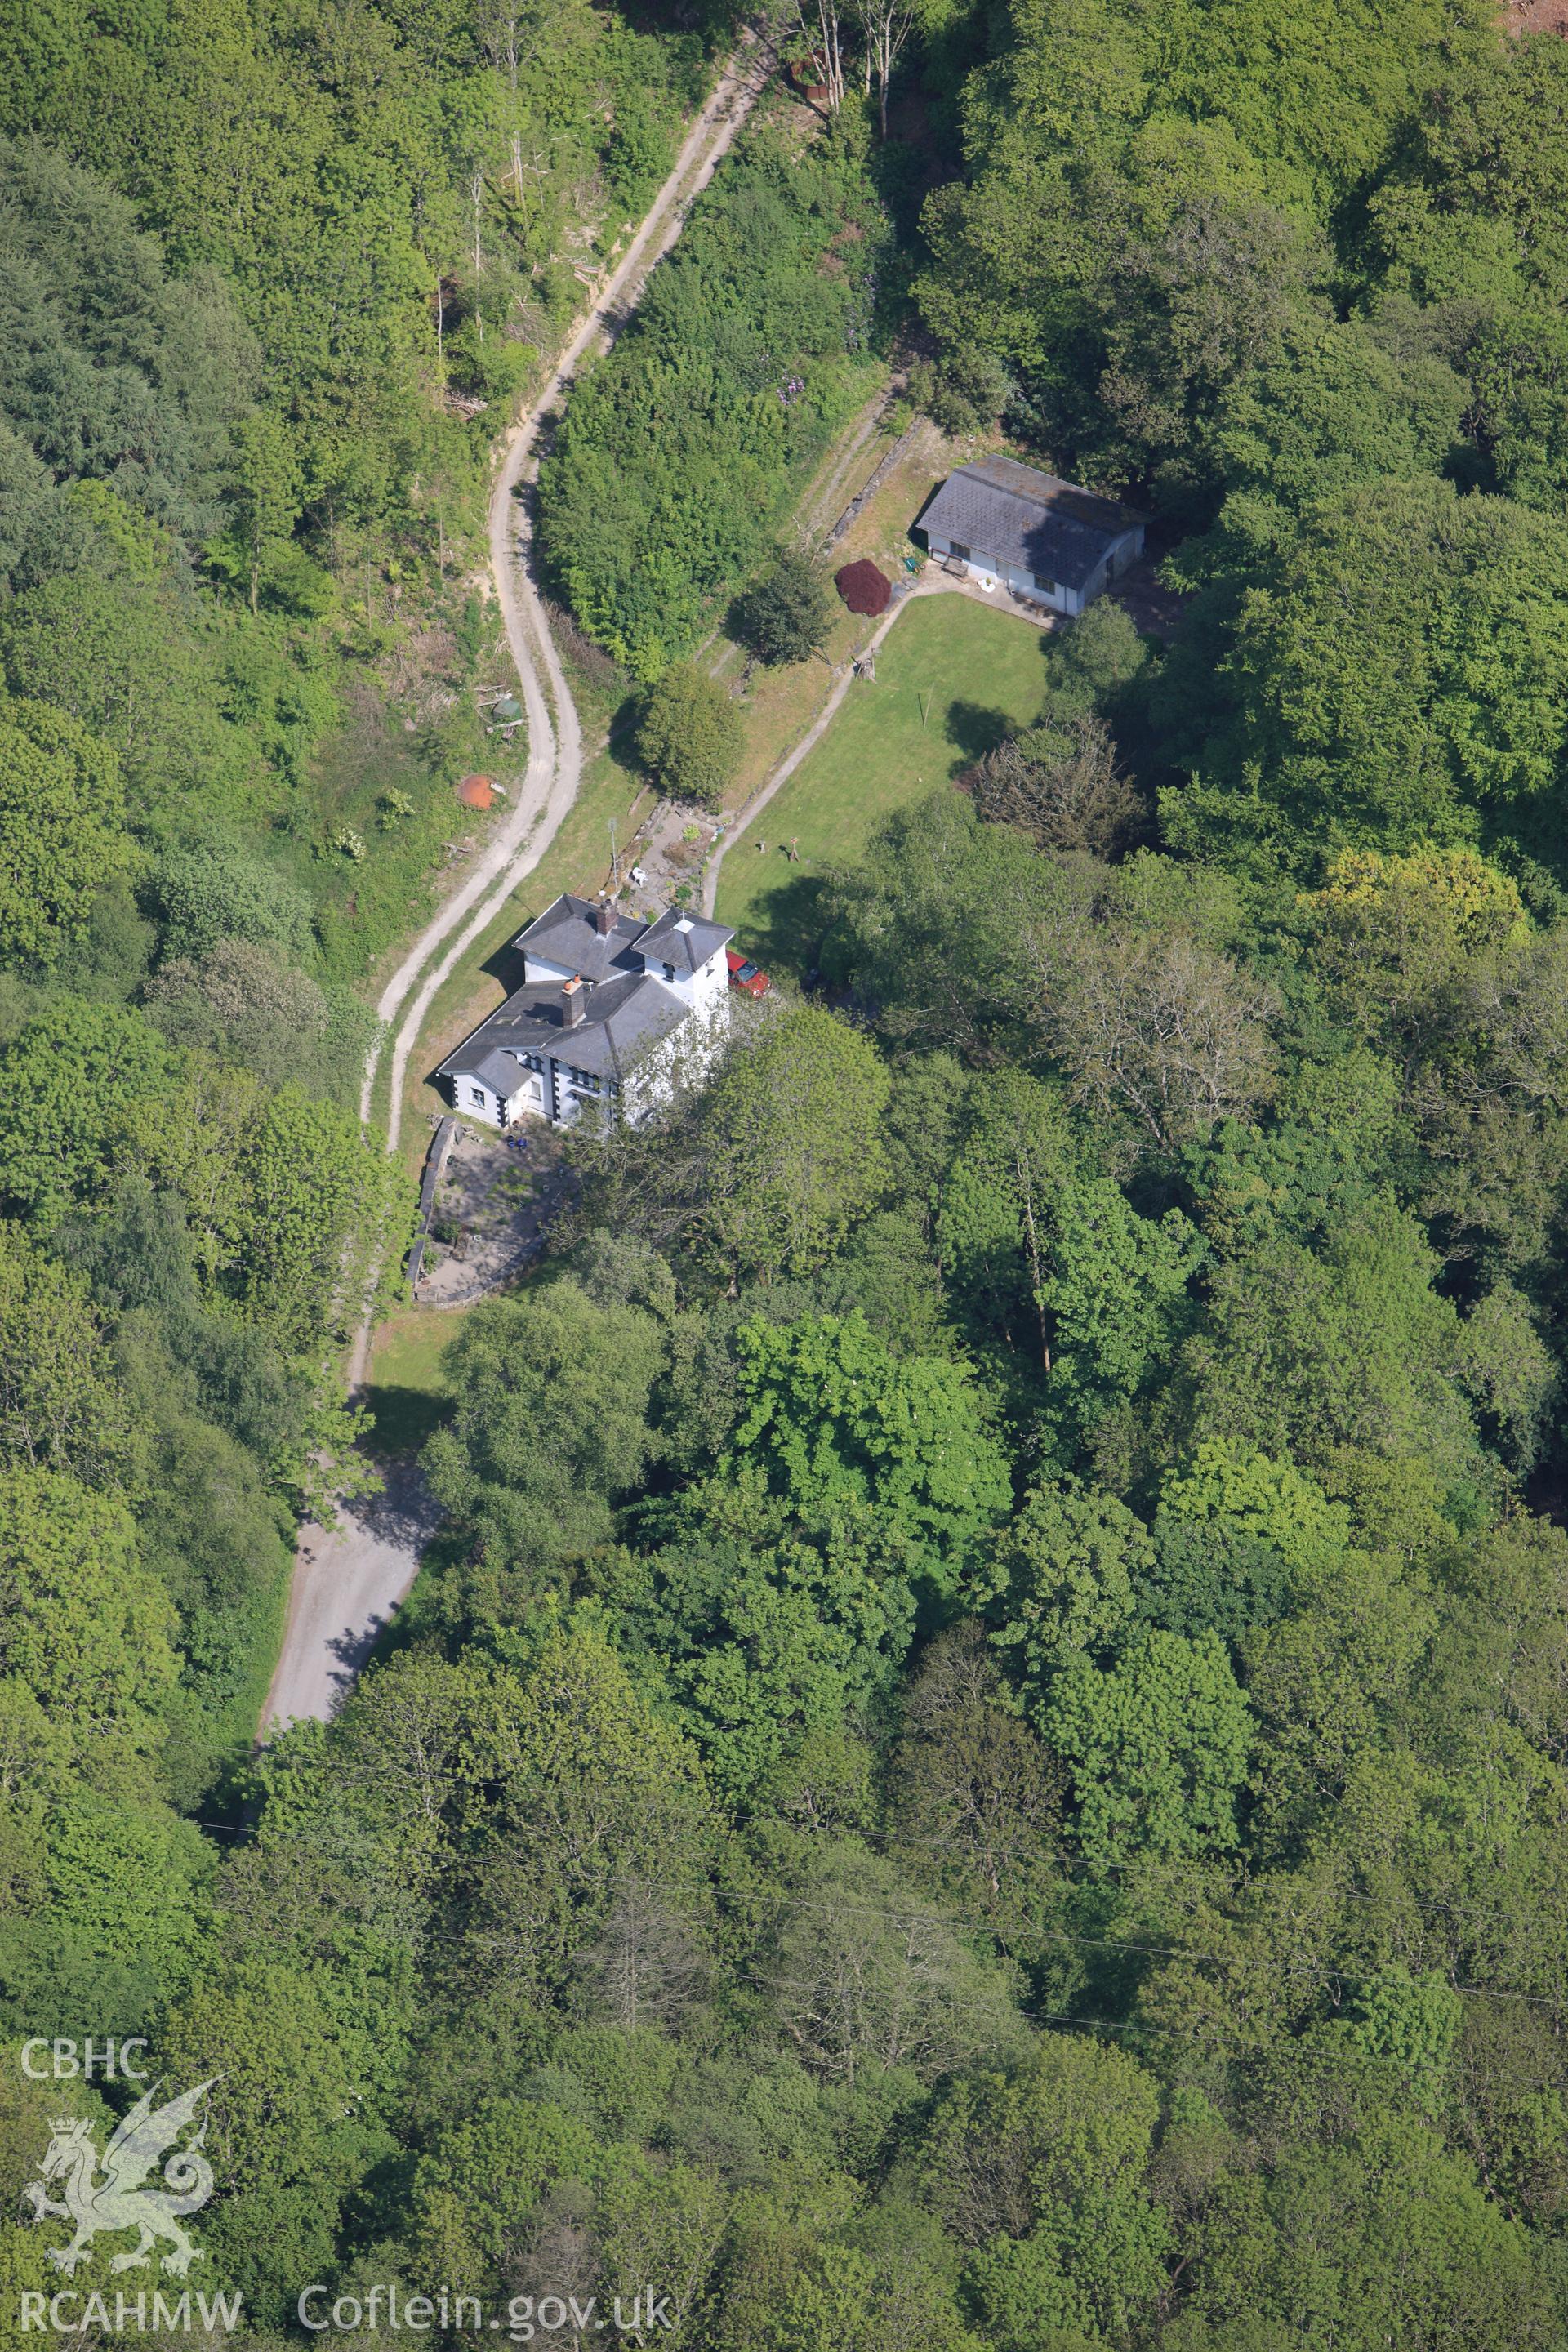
xmin=265 ymin=41 xmax=771 ymax=1732
xmin=368 ymin=34 xmax=771 ymax=1152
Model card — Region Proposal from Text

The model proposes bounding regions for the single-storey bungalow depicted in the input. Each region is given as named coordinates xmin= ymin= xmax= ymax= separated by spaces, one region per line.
xmin=438 ymin=892 xmax=733 ymax=1130
xmin=916 ymin=457 xmax=1147 ymax=617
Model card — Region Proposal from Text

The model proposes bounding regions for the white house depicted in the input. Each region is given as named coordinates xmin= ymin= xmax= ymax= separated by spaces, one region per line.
xmin=917 ymin=456 xmax=1147 ymax=618
xmin=438 ymin=893 xmax=733 ymax=1130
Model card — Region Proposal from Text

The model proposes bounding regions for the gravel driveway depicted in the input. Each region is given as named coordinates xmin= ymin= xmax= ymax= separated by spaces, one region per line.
xmin=259 ymin=1462 xmax=442 ymax=1730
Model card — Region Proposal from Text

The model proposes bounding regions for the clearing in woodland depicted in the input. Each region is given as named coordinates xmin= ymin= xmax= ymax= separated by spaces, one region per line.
xmin=715 ymin=593 xmax=1053 ymax=976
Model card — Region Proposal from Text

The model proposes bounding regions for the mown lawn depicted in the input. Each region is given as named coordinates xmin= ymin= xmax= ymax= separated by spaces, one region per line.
xmin=714 ymin=593 xmax=1053 ymax=978
xmin=365 ymin=1305 xmax=473 ymax=1455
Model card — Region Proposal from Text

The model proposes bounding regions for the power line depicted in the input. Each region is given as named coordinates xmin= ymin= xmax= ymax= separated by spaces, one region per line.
xmin=180 ymin=1821 xmax=1565 ymax=2015
xmin=198 ymin=1808 xmax=1568 ymax=1950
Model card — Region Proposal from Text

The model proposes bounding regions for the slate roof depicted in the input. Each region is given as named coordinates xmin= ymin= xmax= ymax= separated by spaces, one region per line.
xmin=634 ymin=906 xmax=733 ymax=977
xmin=473 ymin=1046 xmax=531 ymax=1096
xmin=440 ymin=973 xmax=694 ymax=1094
xmin=917 ymin=457 xmax=1147 ymax=591
xmin=515 ymin=892 xmax=735 ymax=985
xmin=515 ymin=892 xmax=648 ymax=982
xmin=448 ymin=896 xmax=737 ymax=1105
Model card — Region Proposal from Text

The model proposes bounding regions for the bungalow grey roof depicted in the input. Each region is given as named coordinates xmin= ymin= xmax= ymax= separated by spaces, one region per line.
xmin=515 ymin=892 xmax=648 ymax=982
xmin=439 ymin=971 xmax=692 ymax=1091
xmin=634 ymin=906 xmax=732 ymax=975
xmin=918 ymin=457 xmax=1147 ymax=591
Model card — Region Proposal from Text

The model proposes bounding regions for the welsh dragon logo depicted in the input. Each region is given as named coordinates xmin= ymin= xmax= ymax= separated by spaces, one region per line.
xmin=23 ymin=2079 xmax=219 ymax=2277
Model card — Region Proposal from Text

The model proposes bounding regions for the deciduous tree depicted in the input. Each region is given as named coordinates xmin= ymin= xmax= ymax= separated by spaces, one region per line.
xmin=0 ymin=698 xmax=129 ymax=967
xmin=0 ymin=1000 xmax=172 ymax=1224
xmin=970 ymin=714 xmax=1145 ymax=858
xmin=1044 ymin=1626 xmax=1251 ymax=1864
xmin=635 ymin=663 xmax=744 ymax=811
xmin=734 ymin=1312 xmax=1011 ymax=1590
xmin=1167 ymin=479 xmax=1568 ymax=876
xmin=0 ymin=1463 xmax=177 ymax=1757
xmin=702 ymin=1010 xmax=892 ymax=1281
xmin=423 ymin=1276 xmax=664 ymax=1580
xmin=735 ymin=547 xmax=832 ymax=667
xmin=769 ymin=1841 xmax=1026 ymax=2082
xmin=0 ymin=1227 xmax=137 ymax=1487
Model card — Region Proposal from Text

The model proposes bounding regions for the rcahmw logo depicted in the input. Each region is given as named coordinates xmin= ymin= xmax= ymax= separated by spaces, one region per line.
xmin=20 ymin=2291 xmax=243 ymax=2336
xmin=21 ymin=2074 xmax=224 ymax=2293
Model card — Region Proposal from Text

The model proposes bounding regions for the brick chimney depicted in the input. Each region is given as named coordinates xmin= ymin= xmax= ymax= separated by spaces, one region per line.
xmin=561 ymin=975 xmax=586 ymax=1029
xmin=594 ymin=901 xmax=615 ymax=935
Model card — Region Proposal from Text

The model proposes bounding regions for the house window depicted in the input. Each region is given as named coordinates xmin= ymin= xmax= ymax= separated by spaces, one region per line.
xmin=1032 ymin=573 xmax=1056 ymax=595
xmin=950 ymin=541 xmax=971 ymax=563
xmin=466 ymin=1085 xmax=486 ymax=1107
xmin=663 ymin=961 xmax=676 ymax=982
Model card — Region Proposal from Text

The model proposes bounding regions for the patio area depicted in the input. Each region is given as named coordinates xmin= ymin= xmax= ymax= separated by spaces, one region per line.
xmin=414 ymin=1120 xmax=575 ymax=1303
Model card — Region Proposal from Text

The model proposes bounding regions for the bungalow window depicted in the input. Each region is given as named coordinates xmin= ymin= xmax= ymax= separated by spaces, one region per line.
xmin=1032 ymin=573 xmax=1057 ymax=595
xmin=466 ymin=1084 xmax=487 ymax=1107
xmin=949 ymin=541 xmax=971 ymax=562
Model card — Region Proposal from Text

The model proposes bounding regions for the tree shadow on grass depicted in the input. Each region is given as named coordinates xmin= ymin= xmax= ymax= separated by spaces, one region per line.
xmin=363 ymin=1383 xmax=452 ymax=1459
xmin=942 ymin=698 xmax=1021 ymax=770
xmin=730 ymin=871 xmax=835 ymax=985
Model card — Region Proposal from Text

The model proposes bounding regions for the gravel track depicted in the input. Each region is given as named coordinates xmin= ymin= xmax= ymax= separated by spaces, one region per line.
xmin=263 ymin=43 xmax=770 ymax=1732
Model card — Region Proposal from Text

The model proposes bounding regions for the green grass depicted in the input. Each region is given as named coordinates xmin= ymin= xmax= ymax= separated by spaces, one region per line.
xmin=294 ymin=682 xmax=517 ymax=984
xmin=365 ymin=1304 xmax=474 ymax=1455
xmin=715 ymin=595 xmax=1054 ymax=978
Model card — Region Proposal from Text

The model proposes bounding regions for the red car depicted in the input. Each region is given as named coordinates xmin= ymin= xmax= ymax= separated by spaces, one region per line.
xmin=727 ymin=948 xmax=770 ymax=997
